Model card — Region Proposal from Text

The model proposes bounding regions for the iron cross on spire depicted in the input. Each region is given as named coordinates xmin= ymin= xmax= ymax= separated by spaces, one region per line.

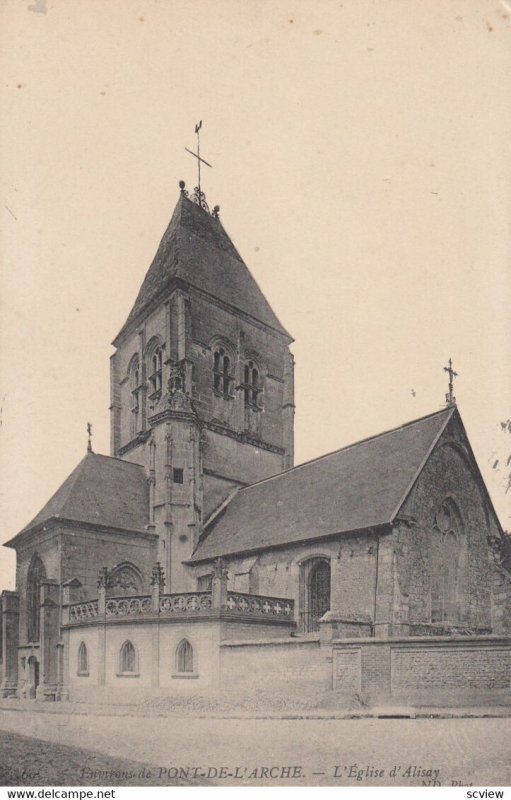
xmin=87 ymin=421 xmax=93 ymax=453
xmin=185 ymin=121 xmax=212 ymax=210
xmin=444 ymin=358 xmax=458 ymax=407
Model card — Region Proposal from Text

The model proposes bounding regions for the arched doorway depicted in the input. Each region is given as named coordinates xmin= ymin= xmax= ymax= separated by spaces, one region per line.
xmin=27 ymin=656 xmax=40 ymax=699
xmin=299 ymin=557 xmax=331 ymax=632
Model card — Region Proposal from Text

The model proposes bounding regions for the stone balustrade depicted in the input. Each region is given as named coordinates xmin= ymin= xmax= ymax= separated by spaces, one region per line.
xmin=68 ymin=600 xmax=99 ymax=622
xmin=106 ymin=596 xmax=152 ymax=617
xmin=225 ymin=592 xmax=294 ymax=618
xmin=159 ymin=592 xmax=213 ymax=614
xmin=66 ymin=590 xmax=294 ymax=625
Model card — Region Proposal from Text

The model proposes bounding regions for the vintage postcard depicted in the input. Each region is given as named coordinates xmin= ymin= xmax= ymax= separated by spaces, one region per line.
xmin=1 ymin=0 xmax=510 ymax=793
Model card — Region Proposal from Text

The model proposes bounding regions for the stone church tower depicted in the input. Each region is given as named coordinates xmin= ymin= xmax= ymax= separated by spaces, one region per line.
xmin=109 ymin=184 xmax=294 ymax=591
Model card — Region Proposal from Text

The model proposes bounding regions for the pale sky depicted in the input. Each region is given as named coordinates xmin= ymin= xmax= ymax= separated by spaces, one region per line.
xmin=1 ymin=0 xmax=510 ymax=588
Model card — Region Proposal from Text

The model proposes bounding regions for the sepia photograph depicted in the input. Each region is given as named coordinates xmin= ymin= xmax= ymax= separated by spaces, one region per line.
xmin=1 ymin=0 xmax=510 ymax=792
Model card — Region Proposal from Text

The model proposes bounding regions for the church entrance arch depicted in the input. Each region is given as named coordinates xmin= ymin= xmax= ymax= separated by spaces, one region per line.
xmin=299 ymin=557 xmax=331 ymax=633
xmin=27 ymin=656 xmax=40 ymax=699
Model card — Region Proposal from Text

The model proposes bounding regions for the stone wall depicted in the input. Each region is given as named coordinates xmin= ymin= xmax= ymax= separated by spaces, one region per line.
xmin=190 ymin=535 xmax=377 ymax=633
xmin=389 ymin=415 xmax=500 ymax=633
xmin=492 ymin=565 xmax=511 ymax=635
xmin=189 ymin=288 xmax=292 ymax=457
xmin=219 ymin=637 xmax=331 ymax=695
xmin=60 ymin=526 xmax=158 ymax=604
xmin=65 ymin=615 xmax=295 ymax=702
xmin=112 ymin=284 xmax=293 ymax=480
xmin=15 ymin=530 xmax=61 ymax=646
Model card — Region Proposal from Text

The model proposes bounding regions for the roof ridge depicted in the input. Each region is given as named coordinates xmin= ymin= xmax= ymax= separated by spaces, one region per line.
xmin=88 ymin=451 xmax=145 ymax=469
xmin=7 ymin=449 xmax=150 ymax=544
xmin=16 ymin=453 xmax=88 ymax=534
xmin=238 ymin=406 xmax=454 ymax=494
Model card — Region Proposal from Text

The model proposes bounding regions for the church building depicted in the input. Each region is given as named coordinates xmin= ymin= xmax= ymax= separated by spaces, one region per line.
xmin=1 ymin=179 xmax=510 ymax=707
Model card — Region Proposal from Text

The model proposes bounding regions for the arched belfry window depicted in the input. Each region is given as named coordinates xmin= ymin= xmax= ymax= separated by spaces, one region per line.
xmin=213 ymin=346 xmax=233 ymax=399
xmin=128 ymin=354 xmax=141 ymax=437
xmin=430 ymin=499 xmax=464 ymax=623
xmin=119 ymin=640 xmax=137 ymax=674
xmin=78 ymin=642 xmax=89 ymax=675
xmin=243 ymin=360 xmax=260 ymax=408
xmin=27 ymin=555 xmax=46 ymax=643
xmin=148 ymin=344 xmax=163 ymax=397
xmin=176 ymin=639 xmax=194 ymax=673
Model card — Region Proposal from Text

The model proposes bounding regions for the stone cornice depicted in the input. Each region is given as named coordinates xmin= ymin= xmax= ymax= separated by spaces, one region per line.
xmin=148 ymin=407 xmax=201 ymax=428
xmin=5 ymin=517 xmax=157 ymax=549
xmin=202 ymin=467 xmax=247 ymax=486
xmin=113 ymin=278 xmax=293 ymax=349
xmin=117 ymin=429 xmax=152 ymax=456
xmin=187 ymin=524 xmax=391 ymax=564
xmin=62 ymin=611 xmax=296 ymax=630
xmin=204 ymin=421 xmax=285 ymax=455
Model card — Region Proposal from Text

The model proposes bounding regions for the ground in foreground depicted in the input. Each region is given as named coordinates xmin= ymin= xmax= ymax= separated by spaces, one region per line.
xmin=0 ymin=731 xmax=191 ymax=787
xmin=0 ymin=710 xmax=510 ymax=787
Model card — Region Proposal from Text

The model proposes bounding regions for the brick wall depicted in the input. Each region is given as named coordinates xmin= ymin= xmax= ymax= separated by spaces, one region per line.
xmin=333 ymin=636 xmax=511 ymax=705
xmin=391 ymin=643 xmax=511 ymax=691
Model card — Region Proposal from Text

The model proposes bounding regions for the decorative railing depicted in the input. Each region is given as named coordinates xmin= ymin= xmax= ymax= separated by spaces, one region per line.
xmin=106 ymin=596 xmax=152 ymax=617
xmin=226 ymin=592 xmax=294 ymax=618
xmin=69 ymin=600 xmax=99 ymax=622
xmin=159 ymin=592 xmax=213 ymax=615
xmin=67 ymin=591 xmax=294 ymax=624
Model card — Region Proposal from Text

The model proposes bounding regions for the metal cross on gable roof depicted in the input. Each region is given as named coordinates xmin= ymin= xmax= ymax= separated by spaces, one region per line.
xmin=444 ymin=358 xmax=458 ymax=407
xmin=185 ymin=120 xmax=213 ymax=212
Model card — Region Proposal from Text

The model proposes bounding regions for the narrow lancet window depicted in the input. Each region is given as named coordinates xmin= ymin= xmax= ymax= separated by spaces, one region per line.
xmin=120 ymin=640 xmax=136 ymax=673
xmin=78 ymin=642 xmax=89 ymax=675
xmin=176 ymin=639 xmax=194 ymax=673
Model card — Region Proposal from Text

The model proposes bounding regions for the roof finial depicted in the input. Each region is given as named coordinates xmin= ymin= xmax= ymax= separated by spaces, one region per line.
xmin=87 ymin=421 xmax=93 ymax=453
xmin=443 ymin=358 xmax=458 ymax=407
xmin=185 ymin=120 xmax=213 ymax=212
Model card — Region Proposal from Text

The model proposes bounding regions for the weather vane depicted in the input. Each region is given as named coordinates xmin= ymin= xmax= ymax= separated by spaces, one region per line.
xmin=444 ymin=358 xmax=458 ymax=407
xmin=87 ymin=421 xmax=93 ymax=452
xmin=184 ymin=121 xmax=213 ymax=211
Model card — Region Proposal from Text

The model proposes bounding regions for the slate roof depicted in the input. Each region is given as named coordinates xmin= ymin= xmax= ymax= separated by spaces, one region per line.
xmin=5 ymin=452 xmax=149 ymax=545
xmin=190 ymin=407 xmax=455 ymax=562
xmin=113 ymin=193 xmax=291 ymax=344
